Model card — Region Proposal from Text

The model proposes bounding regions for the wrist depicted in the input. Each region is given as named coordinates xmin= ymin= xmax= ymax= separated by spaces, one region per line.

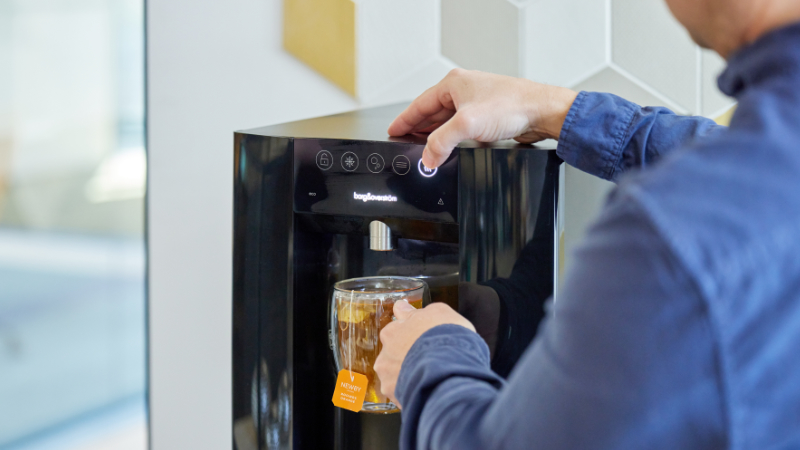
xmin=523 ymin=82 xmax=578 ymax=140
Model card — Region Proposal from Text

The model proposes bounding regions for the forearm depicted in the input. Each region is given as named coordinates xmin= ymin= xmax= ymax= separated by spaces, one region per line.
xmin=558 ymin=92 xmax=727 ymax=182
xmin=396 ymin=325 xmax=504 ymax=450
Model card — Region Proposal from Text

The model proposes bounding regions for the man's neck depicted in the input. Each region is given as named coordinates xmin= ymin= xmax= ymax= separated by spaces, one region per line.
xmin=741 ymin=1 xmax=800 ymax=51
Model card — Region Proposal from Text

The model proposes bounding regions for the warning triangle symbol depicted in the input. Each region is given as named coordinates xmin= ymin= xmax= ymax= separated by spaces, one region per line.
xmin=438 ymin=198 xmax=444 ymax=205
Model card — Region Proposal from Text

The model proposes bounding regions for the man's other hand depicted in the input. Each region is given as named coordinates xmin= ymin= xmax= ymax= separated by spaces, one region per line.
xmin=374 ymin=301 xmax=476 ymax=408
xmin=387 ymin=69 xmax=578 ymax=168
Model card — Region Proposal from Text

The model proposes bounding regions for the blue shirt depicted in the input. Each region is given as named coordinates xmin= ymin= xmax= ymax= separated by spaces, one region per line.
xmin=396 ymin=23 xmax=800 ymax=449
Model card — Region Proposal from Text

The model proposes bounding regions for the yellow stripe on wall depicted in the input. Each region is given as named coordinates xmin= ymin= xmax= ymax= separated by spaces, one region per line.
xmin=283 ymin=0 xmax=357 ymax=96
xmin=714 ymin=105 xmax=736 ymax=126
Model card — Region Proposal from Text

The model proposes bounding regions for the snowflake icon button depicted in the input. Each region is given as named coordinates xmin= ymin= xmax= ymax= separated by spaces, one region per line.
xmin=341 ymin=152 xmax=359 ymax=172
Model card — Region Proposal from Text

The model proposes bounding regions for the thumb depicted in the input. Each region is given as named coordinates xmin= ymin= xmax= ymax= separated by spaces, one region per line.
xmin=393 ymin=300 xmax=416 ymax=321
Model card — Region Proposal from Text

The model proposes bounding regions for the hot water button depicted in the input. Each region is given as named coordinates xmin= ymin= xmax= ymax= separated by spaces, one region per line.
xmin=418 ymin=159 xmax=437 ymax=177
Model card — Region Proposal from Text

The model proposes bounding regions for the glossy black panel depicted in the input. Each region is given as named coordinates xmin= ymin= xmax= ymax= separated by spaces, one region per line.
xmin=233 ymin=133 xmax=294 ymax=450
xmin=458 ymin=148 xmax=559 ymax=281
xmin=293 ymin=139 xmax=458 ymax=223
xmin=458 ymin=148 xmax=562 ymax=376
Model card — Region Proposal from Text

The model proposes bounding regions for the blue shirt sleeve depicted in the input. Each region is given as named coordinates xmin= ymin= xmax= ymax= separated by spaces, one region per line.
xmin=557 ymin=91 xmax=726 ymax=182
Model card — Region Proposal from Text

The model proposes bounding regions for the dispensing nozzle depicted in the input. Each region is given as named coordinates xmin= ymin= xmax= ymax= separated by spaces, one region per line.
xmin=369 ymin=221 xmax=393 ymax=251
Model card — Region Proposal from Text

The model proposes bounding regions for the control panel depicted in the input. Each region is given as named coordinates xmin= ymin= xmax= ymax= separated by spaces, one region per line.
xmin=293 ymin=138 xmax=458 ymax=223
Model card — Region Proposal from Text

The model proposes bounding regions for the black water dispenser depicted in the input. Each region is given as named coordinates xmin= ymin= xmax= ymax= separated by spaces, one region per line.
xmin=232 ymin=103 xmax=563 ymax=449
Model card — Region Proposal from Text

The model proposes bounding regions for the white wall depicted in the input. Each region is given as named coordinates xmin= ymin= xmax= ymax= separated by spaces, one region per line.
xmin=146 ymin=0 xmax=357 ymax=447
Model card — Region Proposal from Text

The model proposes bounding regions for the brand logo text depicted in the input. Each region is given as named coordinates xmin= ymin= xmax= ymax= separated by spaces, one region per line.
xmin=353 ymin=192 xmax=398 ymax=203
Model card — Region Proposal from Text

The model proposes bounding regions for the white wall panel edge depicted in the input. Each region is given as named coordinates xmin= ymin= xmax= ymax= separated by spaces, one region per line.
xmin=605 ymin=0 xmax=612 ymax=63
xmin=607 ymin=62 xmax=687 ymax=113
xmin=707 ymin=103 xmax=737 ymax=120
xmin=565 ymin=62 xmax=607 ymax=90
xmin=695 ymin=46 xmax=703 ymax=115
xmin=517 ymin=1 xmax=527 ymax=78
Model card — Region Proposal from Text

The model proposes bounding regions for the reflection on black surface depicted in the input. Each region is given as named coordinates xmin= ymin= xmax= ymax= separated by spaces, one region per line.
xmin=458 ymin=148 xmax=561 ymax=377
xmin=482 ymin=225 xmax=554 ymax=377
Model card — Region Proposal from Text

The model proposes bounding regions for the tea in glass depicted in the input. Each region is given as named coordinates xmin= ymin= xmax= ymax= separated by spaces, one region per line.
xmin=331 ymin=277 xmax=425 ymax=412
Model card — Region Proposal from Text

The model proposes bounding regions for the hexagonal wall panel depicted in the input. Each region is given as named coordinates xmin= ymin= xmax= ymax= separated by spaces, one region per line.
xmin=284 ymin=0 xmax=737 ymax=118
xmin=357 ymin=0 xmax=439 ymax=102
xmin=612 ymin=0 xmax=697 ymax=112
xmin=521 ymin=0 xmax=606 ymax=86
xmin=362 ymin=59 xmax=457 ymax=107
xmin=441 ymin=0 xmax=520 ymax=76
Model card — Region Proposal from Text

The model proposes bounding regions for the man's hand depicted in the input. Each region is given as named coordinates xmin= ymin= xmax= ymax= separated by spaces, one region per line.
xmin=387 ymin=69 xmax=579 ymax=168
xmin=374 ymin=301 xmax=476 ymax=408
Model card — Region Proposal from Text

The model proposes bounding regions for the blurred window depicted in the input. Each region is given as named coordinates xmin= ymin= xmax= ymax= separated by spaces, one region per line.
xmin=0 ymin=0 xmax=147 ymax=448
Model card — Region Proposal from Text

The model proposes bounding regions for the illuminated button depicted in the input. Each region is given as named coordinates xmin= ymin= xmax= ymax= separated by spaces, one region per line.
xmin=392 ymin=155 xmax=411 ymax=175
xmin=418 ymin=159 xmax=437 ymax=177
xmin=316 ymin=150 xmax=333 ymax=170
xmin=367 ymin=153 xmax=385 ymax=173
xmin=341 ymin=151 xmax=359 ymax=172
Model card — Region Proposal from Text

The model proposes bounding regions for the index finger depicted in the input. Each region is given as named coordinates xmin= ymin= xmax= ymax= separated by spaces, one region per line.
xmin=387 ymin=81 xmax=455 ymax=136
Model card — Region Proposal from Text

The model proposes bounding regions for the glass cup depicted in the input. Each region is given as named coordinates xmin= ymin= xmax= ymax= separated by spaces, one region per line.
xmin=330 ymin=276 xmax=426 ymax=413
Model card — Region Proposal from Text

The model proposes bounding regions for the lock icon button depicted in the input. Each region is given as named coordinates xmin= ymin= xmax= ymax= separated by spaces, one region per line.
xmin=316 ymin=150 xmax=333 ymax=170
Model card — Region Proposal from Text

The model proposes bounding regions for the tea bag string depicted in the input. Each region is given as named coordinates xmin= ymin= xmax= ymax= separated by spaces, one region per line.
xmin=349 ymin=289 xmax=354 ymax=382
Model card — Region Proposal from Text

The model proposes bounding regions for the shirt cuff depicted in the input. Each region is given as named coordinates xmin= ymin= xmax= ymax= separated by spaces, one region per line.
xmin=557 ymin=91 xmax=638 ymax=181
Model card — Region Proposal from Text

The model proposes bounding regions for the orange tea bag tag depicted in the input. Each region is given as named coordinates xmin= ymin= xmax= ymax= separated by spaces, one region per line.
xmin=332 ymin=370 xmax=368 ymax=412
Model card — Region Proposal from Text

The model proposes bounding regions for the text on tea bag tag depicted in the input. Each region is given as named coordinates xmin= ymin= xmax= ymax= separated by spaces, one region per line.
xmin=332 ymin=370 xmax=368 ymax=412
